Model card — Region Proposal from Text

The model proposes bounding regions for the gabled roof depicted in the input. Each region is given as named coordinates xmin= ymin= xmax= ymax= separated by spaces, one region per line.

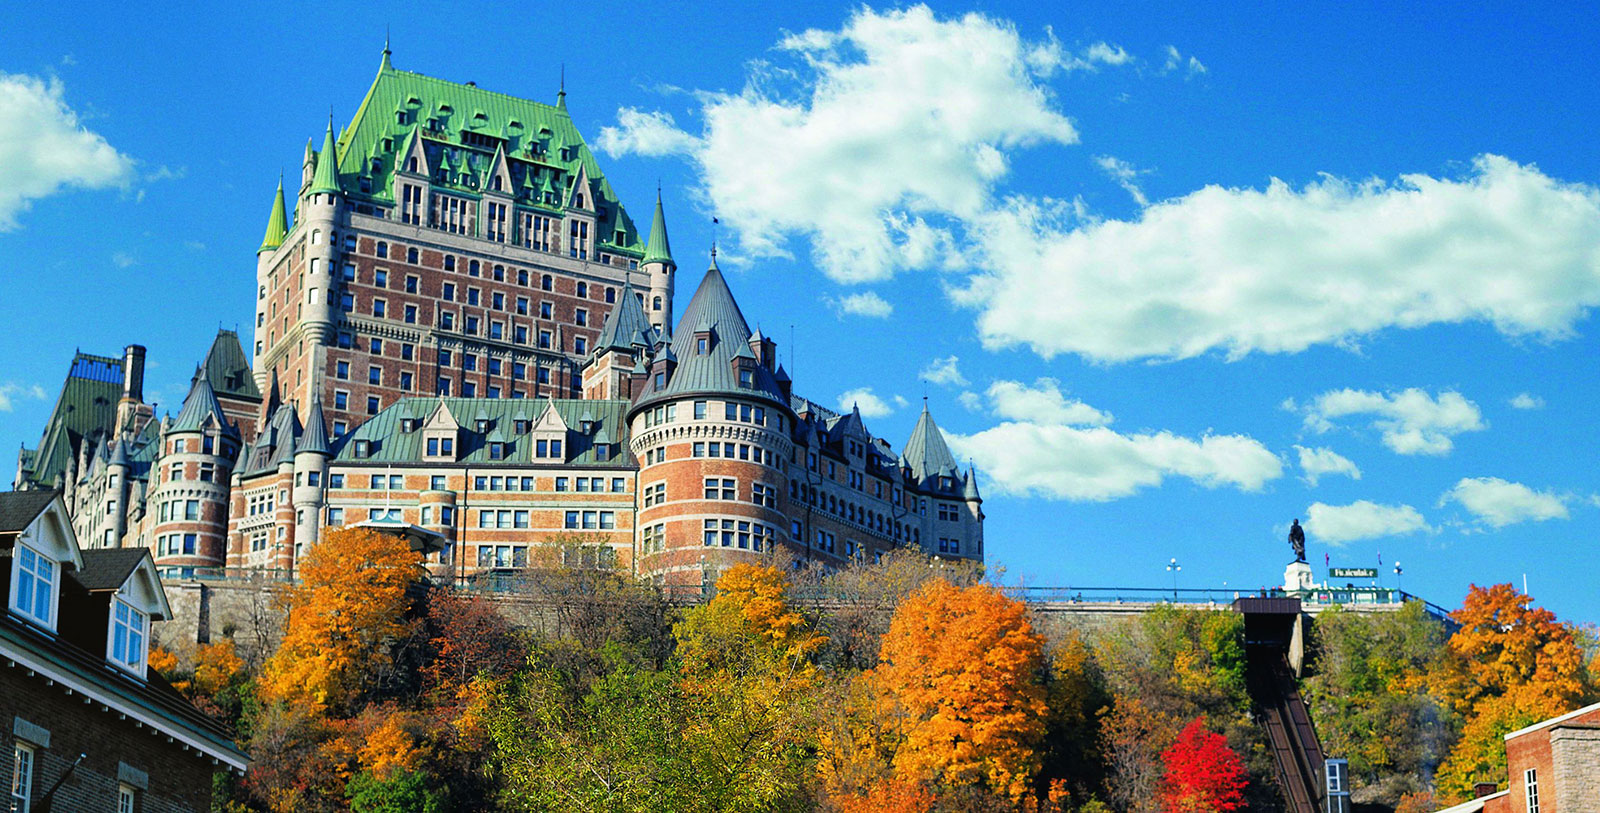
xmin=73 ymin=548 xmax=149 ymax=591
xmin=202 ymin=330 xmax=262 ymax=402
xmin=0 ymin=491 xmax=59 ymax=534
xmin=336 ymin=397 xmax=631 ymax=467
xmin=903 ymin=405 xmax=960 ymax=485
xmin=330 ymin=56 xmax=643 ymax=255
xmin=170 ymin=367 xmax=238 ymax=437
xmin=592 ymin=281 xmax=658 ymax=356
xmin=636 ymin=263 xmax=788 ymax=408
xmin=17 ymin=353 xmax=123 ymax=489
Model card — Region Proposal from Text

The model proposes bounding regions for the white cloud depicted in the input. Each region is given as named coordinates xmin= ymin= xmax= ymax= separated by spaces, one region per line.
xmin=0 ymin=382 xmax=49 ymax=412
xmin=838 ymin=387 xmax=901 ymax=418
xmin=948 ymin=383 xmax=1276 ymax=501
xmin=949 ymin=423 xmax=1281 ymax=502
xmin=1292 ymin=388 xmax=1485 ymax=456
xmin=919 ymin=355 xmax=968 ymax=388
xmin=1094 ymin=155 xmax=1149 ymax=207
xmin=985 ymin=378 xmax=1112 ymax=426
xmin=1163 ymin=46 xmax=1207 ymax=76
xmin=1080 ymin=42 xmax=1133 ymax=68
xmin=1509 ymin=392 xmax=1545 ymax=410
xmin=958 ymin=156 xmax=1600 ymax=362
xmin=595 ymin=108 xmax=700 ymax=158
xmin=827 ymin=291 xmax=894 ymax=318
xmin=1305 ymin=500 xmax=1431 ymax=545
xmin=1295 ymin=445 xmax=1361 ymax=487
xmin=603 ymin=5 xmax=1079 ymax=283
xmin=0 ymin=72 xmax=134 ymax=229
xmin=1441 ymin=477 xmax=1569 ymax=529
xmin=112 ymin=252 xmax=136 ymax=268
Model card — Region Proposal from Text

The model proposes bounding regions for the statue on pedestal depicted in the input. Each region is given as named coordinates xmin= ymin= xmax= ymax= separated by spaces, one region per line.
xmin=1288 ymin=518 xmax=1306 ymax=563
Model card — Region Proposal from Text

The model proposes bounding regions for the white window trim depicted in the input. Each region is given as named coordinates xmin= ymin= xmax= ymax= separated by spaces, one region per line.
xmin=9 ymin=542 xmax=57 ymax=631
xmin=12 ymin=741 xmax=35 ymax=813
xmin=1525 ymin=767 xmax=1539 ymax=813
xmin=107 ymin=597 xmax=148 ymax=677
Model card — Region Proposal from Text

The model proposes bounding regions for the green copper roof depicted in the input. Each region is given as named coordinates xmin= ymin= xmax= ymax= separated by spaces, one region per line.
xmin=903 ymin=405 xmax=960 ymax=486
xmin=202 ymin=330 xmax=262 ymax=402
xmin=171 ymin=367 xmax=238 ymax=437
xmin=258 ymin=176 xmax=288 ymax=253
xmin=643 ymin=192 xmax=673 ymax=266
xmin=308 ymin=119 xmax=341 ymax=195
xmin=330 ymin=58 xmax=644 ymax=255
xmin=17 ymin=353 xmax=123 ymax=489
xmin=338 ymin=397 xmax=631 ymax=467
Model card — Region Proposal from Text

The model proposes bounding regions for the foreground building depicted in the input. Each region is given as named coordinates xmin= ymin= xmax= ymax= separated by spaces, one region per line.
xmin=14 ymin=48 xmax=984 ymax=588
xmin=1 ymin=491 xmax=247 ymax=812
xmin=1434 ymin=701 xmax=1600 ymax=813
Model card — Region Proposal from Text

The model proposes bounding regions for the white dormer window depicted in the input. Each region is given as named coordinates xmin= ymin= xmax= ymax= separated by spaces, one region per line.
xmin=109 ymin=599 xmax=147 ymax=675
xmin=10 ymin=543 xmax=56 ymax=629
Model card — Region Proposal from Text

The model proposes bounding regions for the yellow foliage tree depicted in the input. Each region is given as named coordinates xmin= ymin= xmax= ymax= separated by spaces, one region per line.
xmin=258 ymin=526 xmax=422 ymax=713
xmin=867 ymin=578 xmax=1048 ymax=803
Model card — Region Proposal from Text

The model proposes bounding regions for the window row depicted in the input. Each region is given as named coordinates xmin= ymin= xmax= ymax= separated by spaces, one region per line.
xmin=362 ymin=242 xmax=625 ymax=303
xmin=156 ymin=533 xmax=198 ymax=557
xmin=690 ymin=441 xmax=775 ymax=466
xmin=157 ymin=499 xmax=201 ymax=522
xmin=703 ymin=519 xmax=775 ymax=552
xmin=564 ymin=510 xmax=617 ymax=530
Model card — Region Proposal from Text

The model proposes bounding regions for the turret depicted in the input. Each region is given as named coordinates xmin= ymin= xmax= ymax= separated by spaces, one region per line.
xmin=300 ymin=117 xmax=343 ymax=346
xmin=254 ymin=177 xmax=289 ymax=394
xmin=292 ymin=393 xmax=332 ymax=551
xmin=641 ymin=191 xmax=676 ymax=333
xmin=148 ymin=367 xmax=240 ymax=574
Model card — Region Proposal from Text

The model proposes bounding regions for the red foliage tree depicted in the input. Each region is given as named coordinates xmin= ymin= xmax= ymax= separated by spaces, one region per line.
xmin=1159 ymin=717 xmax=1247 ymax=813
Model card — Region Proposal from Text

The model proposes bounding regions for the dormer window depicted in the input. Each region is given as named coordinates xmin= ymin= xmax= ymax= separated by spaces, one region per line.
xmin=489 ymin=442 xmax=508 ymax=460
xmin=109 ymin=599 xmax=147 ymax=675
xmin=352 ymin=439 xmax=372 ymax=457
xmin=400 ymin=418 xmax=418 ymax=432
xmin=581 ymin=420 xmax=595 ymax=434
xmin=514 ymin=420 xmax=530 ymax=434
xmin=534 ymin=439 xmax=564 ymax=459
xmin=594 ymin=445 xmax=610 ymax=462
xmin=425 ymin=437 xmax=455 ymax=457
xmin=697 ymin=337 xmax=708 ymax=355
xmin=738 ymin=368 xmax=754 ymax=389
xmin=11 ymin=543 xmax=56 ymax=628
xmin=476 ymin=419 xmax=491 ymax=433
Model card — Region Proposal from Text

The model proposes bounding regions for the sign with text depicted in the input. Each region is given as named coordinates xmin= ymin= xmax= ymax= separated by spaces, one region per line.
xmin=1329 ymin=567 xmax=1377 ymax=579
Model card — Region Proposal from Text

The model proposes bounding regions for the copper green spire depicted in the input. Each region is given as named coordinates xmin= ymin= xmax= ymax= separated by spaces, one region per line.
xmin=308 ymin=116 xmax=342 ymax=195
xmin=643 ymin=191 xmax=673 ymax=266
xmin=380 ymin=31 xmax=392 ymax=71
xmin=258 ymin=174 xmax=288 ymax=253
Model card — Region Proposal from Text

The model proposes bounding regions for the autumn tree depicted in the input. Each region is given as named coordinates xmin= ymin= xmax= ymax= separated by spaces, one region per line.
xmin=1431 ymin=584 xmax=1593 ymax=801
xmin=258 ymin=526 xmax=424 ymax=714
xmin=858 ymin=578 xmax=1048 ymax=804
xmin=1158 ymin=717 xmax=1247 ymax=813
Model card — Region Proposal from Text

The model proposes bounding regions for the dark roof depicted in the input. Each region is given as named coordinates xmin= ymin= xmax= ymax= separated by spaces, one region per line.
xmin=592 ymin=281 xmax=658 ymax=356
xmin=297 ymin=394 xmax=332 ymax=455
xmin=17 ymin=353 xmax=123 ymax=488
xmin=635 ymin=264 xmax=788 ymax=409
xmin=73 ymin=548 xmax=149 ymax=591
xmin=0 ymin=491 xmax=58 ymax=533
xmin=903 ymin=406 xmax=961 ymax=486
xmin=171 ymin=367 xmax=239 ymax=437
xmin=203 ymin=330 xmax=262 ymax=402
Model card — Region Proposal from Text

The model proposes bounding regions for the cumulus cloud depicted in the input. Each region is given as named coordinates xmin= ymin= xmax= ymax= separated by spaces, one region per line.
xmin=1509 ymin=392 xmax=1545 ymax=410
xmin=985 ymin=378 xmax=1112 ymax=426
xmin=602 ymin=5 xmax=1079 ymax=283
xmin=1440 ymin=477 xmax=1569 ymax=528
xmin=958 ymin=156 xmax=1600 ymax=362
xmin=919 ymin=355 xmax=968 ymax=388
xmin=1163 ymin=46 xmax=1207 ymax=76
xmin=827 ymin=291 xmax=894 ymax=318
xmin=838 ymin=387 xmax=904 ymax=418
xmin=0 ymin=382 xmax=49 ymax=412
xmin=1094 ymin=155 xmax=1150 ymax=207
xmin=0 ymin=72 xmax=134 ymax=230
xmin=595 ymin=108 xmax=700 ymax=158
xmin=948 ymin=383 xmax=1276 ymax=501
xmin=1291 ymin=388 xmax=1485 ymax=455
xmin=1305 ymin=500 xmax=1431 ymax=545
xmin=1295 ymin=445 xmax=1361 ymax=487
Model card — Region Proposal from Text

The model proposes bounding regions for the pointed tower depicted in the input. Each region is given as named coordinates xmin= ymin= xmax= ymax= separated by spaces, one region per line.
xmin=642 ymin=191 xmax=676 ymax=333
xmin=291 ymin=392 xmax=333 ymax=563
xmin=259 ymin=176 xmax=289 ymax=255
xmin=149 ymin=367 xmax=240 ymax=574
xmin=583 ymin=280 xmax=658 ymax=399
xmin=300 ymin=116 xmax=343 ymax=349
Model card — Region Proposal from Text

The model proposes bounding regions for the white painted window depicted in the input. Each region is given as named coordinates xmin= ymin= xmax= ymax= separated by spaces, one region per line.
xmin=10 ymin=543 xmax=56 ymax=628
xmin=11 ymin=741 xmax=34 ymax=812
xmin=109 ymin=598 xmax=147 ymax=675
xmin=118 ymin=784 xmax=136 ymax=813
xmin=1525 ymin=768 xmax=1539 ymax=813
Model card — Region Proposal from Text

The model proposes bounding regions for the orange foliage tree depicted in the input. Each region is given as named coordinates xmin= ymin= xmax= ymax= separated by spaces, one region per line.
xmin=1158 ymin=717 xmax=1246 ymax=813
xmin=1431 ymin=584 xmax=1593 ymax=800
xmin=863 ymin=578 xmax=1048 ymax=803
xmin=258 ymin=526 xmax=423 ymax=714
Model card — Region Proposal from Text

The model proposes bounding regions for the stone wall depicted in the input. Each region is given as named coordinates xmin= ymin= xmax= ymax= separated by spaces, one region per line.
xmin=1551 ymin=725 xmax=1600 ymax=812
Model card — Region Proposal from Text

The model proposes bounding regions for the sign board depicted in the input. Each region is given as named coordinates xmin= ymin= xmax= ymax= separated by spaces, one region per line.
xmin=1329 ymin=567 xmax=1377 ymax=579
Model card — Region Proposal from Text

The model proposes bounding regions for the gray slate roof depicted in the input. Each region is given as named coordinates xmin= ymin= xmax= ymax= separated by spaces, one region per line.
xmin=73 ymin=548 xmax=150 ymax=591
xmin=202 ymin=330 xmax=262 ymax=402
xmin=298 ymin=394 xmax=332 ymax=456
xmin=903 ymin=406 xmax=961 ymax=486
xmin=593 ymin=281 xmax=658 ymax=357
xmin=0 ymin=491 xmax=59 ymax=533
xmin=337 ymin=397 xmax=632 ymax=467
xmin=636 ymin=263 xmax=787 ymax=408
xmin=170 ymin=368 xmax=238 ymax=437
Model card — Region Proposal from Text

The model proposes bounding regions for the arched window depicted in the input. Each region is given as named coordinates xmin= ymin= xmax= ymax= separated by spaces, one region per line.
xmin=493 ymin=264 xmax=505 ymax=281
xmin=492 ymin=176 xmax=502 ymax=191
xmin=469 ymin=260 xmax=480 ymax=276
xmin=605 ymin=287 xmax=615 ymax=303
xmin=376 ymin=241 xmax=388 ymax=259
xmin=444 ymin=255 xmax=455 ymax=272
xmin=576 ymin=282 xmax=587 ymax=298
xmin=311 ymin=229 xmax=321 ymax=245
xmin=653 ymin=296 xmax=662 ymax=311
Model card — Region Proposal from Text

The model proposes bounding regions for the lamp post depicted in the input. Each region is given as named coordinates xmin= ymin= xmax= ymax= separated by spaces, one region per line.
xmin=1393 ymin=561 xmax=1403 ymax=600
xmin=1167 ymin=557 xmax=1181 ymax=601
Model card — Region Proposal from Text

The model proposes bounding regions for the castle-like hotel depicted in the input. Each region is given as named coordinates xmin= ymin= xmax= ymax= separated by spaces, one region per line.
xmin=13 ymin=49 xmax=983 ymax=588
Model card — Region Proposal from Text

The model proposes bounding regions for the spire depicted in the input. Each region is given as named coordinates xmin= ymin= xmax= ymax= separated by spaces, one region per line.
xmin=380 ymin=29 xmax=392 ymax=71
xmin=262 ymin=367 xmax=282 ymax=420
xmin=297 ymin=392 xmax=332 ymax=456
xmin=308 ymin=115 xmax=342 ymax=196
xmin=258 ymin=175 xmax=288 ymax=254
xmin=594 ymin=279 xmax=658 ymax=355
xmin=643 ymin=191 xmax=674 ymax=267
xmin=171 ymin=366 xmax=238 ymax=438
xmin=963 ymin=466 xmax=982 ymax=502
xmin=902 ymin=405 xmax=959 ymax=486
xmin=557 ymin=64 xmax=567 ymax=110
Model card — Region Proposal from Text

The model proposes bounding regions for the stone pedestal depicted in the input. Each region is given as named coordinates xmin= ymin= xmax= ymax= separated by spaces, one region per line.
xmin=1284 ymin=560 xmax=1315 ymax=592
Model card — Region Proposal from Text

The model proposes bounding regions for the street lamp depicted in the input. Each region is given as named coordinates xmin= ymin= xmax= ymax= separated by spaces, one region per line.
xmin=1167 ymin=557 xmax=1181 ymax=601
xmin=1393 ymin=562 xmax=1403 ymax=599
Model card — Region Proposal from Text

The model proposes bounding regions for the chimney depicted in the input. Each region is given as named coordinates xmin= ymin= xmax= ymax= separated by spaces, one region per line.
xmin=1474 ymin=782 xmax=1499 ymax=798
xmin=122 ymin=344 xmax=146 ymax=402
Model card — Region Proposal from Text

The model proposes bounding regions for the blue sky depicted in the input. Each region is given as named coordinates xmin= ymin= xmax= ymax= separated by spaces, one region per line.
xmin=4 ymin=3 xmax=1600 ymax=621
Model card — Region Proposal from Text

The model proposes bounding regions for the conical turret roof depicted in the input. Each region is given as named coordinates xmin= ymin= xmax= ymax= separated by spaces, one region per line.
xmin=637 ymin=260 xmax=785 ymax=406
xmin=963 ymin=467 xmax=982 ymax=501
xmin=903 ymin=404 xmax=959 ymax=485
xmin=171 ymin=367 xmax=238 ymax=438
xmin=593 ymin=280 xmax=658 ymax=355
xmin=259 ymin=176 xmax=288 ymax=253
xmin=309 ymin=118 xmax=342 ymax=195
xmin=643 ymin=191 xmax=673 ymax=266
xmin=297 ymin=392 xmax=332 ymax=456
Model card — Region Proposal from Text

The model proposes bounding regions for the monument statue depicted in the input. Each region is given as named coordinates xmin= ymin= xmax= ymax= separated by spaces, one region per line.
xmin=1288 ymin=518 xmax=1306 ymax=563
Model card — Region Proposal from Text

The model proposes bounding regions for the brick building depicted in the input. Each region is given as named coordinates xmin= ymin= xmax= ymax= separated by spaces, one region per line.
xmin=14 ymin=47 xmax=984 ymax=587
xmin=1434 ymin=701 xmax=1600 ymax=813
xmin=2 ymin=491 xmax=248 ymax=812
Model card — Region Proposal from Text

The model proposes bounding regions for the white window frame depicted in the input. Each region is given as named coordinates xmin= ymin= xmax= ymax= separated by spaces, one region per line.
xmin=108 ymin=597 xmax=148 ymax=676
xmin=1525 ymin=767 xmax=1539 ymax=813
xmin=12 ymin=741 xmax=34 ymax=812
xmin=118 ymin=784 xmax=136 ymax=813
xmin=9 ymin=542 xmax=56 ymax=629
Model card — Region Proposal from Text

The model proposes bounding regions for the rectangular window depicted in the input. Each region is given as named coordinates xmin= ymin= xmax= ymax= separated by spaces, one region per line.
xmin=13 ymin=742 xmax=35 ymax=813
xmin=1525 ymin=768 xmax=1539 ymax=813
xmin=111 ymin=599 xmax=147 ymax=672
xmin=565 ymin=511 xmax=579 ymax=529
xmin=12 ymin=545 xmax=55 ymax=627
